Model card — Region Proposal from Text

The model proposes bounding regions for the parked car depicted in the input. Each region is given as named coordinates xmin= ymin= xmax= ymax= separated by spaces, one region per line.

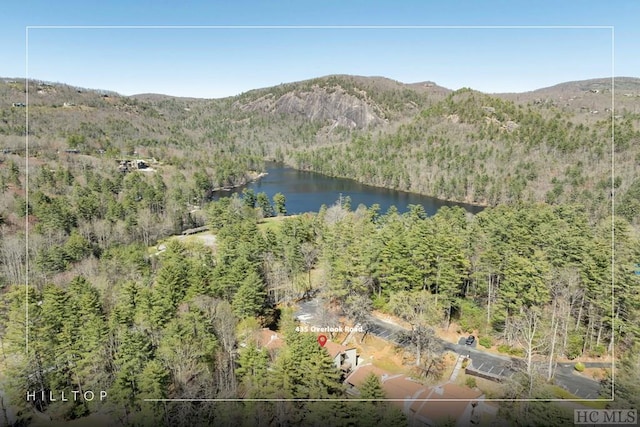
xmin=465 ymin=335 xmax=476 ymax=345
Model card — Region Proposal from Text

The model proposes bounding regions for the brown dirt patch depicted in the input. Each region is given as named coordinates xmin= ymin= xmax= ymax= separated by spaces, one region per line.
xmin=557 ymin=355 xmax=613 ymax=364
xmin=581 ymin=367 xmax=610 ymax=381
xmin=436 ymin=322 xmax=465 ymax=343
xmin=371 ymin=310 xmax=412 ymax=329
xmin=349 ymin=334 xmax=409 ymax=375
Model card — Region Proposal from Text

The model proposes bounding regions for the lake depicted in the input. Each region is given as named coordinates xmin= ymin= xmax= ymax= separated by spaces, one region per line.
xmin=214 ymin=164 xmax=485 ymax=216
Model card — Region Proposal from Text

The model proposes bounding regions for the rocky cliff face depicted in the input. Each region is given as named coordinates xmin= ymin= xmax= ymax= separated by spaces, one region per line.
xmin=237 ymin=84 xmax=387 ymax=129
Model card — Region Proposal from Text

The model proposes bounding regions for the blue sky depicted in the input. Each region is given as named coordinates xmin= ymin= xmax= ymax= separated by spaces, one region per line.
xmin=2 ymin=1 xmax=638 ymax=98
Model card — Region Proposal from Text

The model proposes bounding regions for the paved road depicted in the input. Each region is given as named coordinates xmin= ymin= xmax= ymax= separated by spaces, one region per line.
xmin=295 ymin=298 xmax=606 ymax=399
xmin=366 ymin=315 xmax=521 ymax=381
xmin=554 ymin=362 xmax=611 ymax=399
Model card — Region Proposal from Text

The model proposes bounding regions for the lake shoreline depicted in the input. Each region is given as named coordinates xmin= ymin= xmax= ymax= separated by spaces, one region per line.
xmin=212 ymin=170 xmax=268 ymax=192
xmin=213 ymin=164 xmax=485 ymax=216
xmin=273 ymin=161 xmax=489 ymax=209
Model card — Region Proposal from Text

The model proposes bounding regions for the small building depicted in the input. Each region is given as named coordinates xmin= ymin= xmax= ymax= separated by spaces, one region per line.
xmin=345 ymin=364 xmax=393 ymax=395
xmin=380 ymin=373 xmax=427 ymax=404
xmin=408 ymin=383 xmax=486 ymax=427
xmin=323 ymin=341 xmax=359 ymax=375
xmin=345 ymin=365 xmax=498 ymax=426
xmin=255 ymin=328 xmax=284 ymax=361
xmin=258 ymin=328 xmax=284 ymax=351
xmin=116 ymin=159 xmax=150 ymax=173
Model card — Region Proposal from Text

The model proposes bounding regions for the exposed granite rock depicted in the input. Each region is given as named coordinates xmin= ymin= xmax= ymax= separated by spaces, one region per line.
xmin=237 ymin=84 xmax=386 ymax=129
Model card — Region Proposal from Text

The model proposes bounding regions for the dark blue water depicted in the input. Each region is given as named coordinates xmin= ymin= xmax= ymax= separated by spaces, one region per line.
xmin=215 ymin=164 xmax=485 ymax=216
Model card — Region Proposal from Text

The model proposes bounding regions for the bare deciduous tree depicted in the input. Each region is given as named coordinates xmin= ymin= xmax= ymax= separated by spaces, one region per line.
xmin=299 ymin=241 xmax=318 ymax=293
xmin=193 ymin=296 xmax=237 ymax=397
xmin=389 ymin=290 xmax=441 ymax=366
xmin=0 ymin=233 xmax=24 ymax=285
xmin=513 ymin=308 xmax=546 ymax=378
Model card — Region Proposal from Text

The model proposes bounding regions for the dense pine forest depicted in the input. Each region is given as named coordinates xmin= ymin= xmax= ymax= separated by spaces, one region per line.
xmin=0 ymin=75 xmax=639 ymax=426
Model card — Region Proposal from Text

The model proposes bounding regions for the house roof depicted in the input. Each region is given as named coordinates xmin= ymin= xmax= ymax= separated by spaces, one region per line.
xmin=345 ymin=364 xmax=391 ymax=388
xmin=409 ymin=383 xmax=483 ymax=425
xmin=438 ymin=383 xmax=483 ymax=400
xmin=257 ymin=328 xmax=284 ymax=350
xmin=347 ymin=361 xmax=486 ymax=425
xmin=381 ymin=374 xmax=426 ymax=401
xmin=323 ymin=341 xmax=348 ymax=359
xmin=364 ymin=370 xmax=484 ymax=425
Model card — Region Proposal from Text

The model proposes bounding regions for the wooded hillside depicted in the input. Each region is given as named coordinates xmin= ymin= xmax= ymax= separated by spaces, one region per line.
xmin=0 ymin=75 xmax=639 ymax=426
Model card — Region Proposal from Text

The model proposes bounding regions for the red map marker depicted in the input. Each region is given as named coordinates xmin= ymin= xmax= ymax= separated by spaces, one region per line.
xmin=317 ymin=334 xmax=327 ymax=347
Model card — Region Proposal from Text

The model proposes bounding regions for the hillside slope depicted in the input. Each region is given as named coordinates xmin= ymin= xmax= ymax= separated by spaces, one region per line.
xmin=1 ymin=75 xmax=639 ymax=224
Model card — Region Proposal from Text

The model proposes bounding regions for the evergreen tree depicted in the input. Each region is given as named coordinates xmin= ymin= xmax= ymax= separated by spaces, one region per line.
xmin=256 ymin=191 xmax=274 ymax=218
xmin=108 ymin=328 xmax=154 ymax=423
xmin=185 ymin=247 xmax=215 ymax=299
xmin=377 ymin=217 xmax=421 ymax=294
xmin=135 ymin=360 xmax=170 ymax=426
xmin=232 ymin=270 xmax=267 ymax=319
xmin=360 ymin=372 xmax=385 ymax=399
xmin=110 ymin=282 xmax=140 ymax=327
xmin=64 ymin=277 xmax=109 ymax=399
xmin=1 ymin=286 xmax=48 ymax=419
xmin=150 ymin=243 xmax=189 ymax=327
xmin=269 ymin=314 xmax=343 ymax=400
xmin=242 ymin=188 xmax=256 ymax=208
xmin=236 ymin=343 xmax=270 ymax=395
xmin=273 ymin=192 xmax=287 ymax=216
xmin=156 ymin=309 xmax=218 ymax=397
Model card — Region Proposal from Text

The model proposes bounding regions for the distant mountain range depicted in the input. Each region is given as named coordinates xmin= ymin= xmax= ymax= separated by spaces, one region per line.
xmin=1 ymin=74 xmax=639 ymax=222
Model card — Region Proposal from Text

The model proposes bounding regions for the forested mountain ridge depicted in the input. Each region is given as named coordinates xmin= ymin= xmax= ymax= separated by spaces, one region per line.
xmin=2 ymin=75 xmax=638 ymax=225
